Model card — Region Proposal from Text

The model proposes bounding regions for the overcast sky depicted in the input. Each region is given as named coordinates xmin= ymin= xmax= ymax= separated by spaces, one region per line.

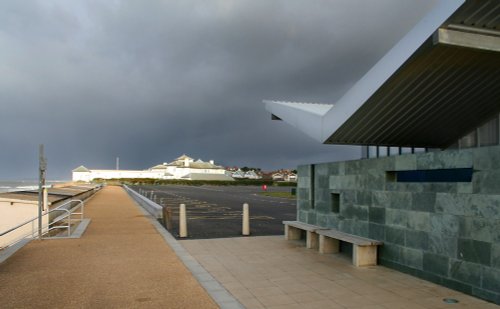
xmin=0 ymin=0 xmax=438 ymax=180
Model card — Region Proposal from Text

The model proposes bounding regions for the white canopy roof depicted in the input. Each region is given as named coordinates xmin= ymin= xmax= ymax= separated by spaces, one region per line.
xmin=265 ymin=0 xmax=500 ymax=148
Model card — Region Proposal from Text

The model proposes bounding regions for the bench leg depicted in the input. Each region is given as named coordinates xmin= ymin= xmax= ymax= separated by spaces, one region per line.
xmin=319 ymin=235 xmax=339 ymax=254
xmin=306 ymin=231 xmax=319 ymax=249
xmin=285 ymin=225 xmax=301 ymax=240
xmin=353 ymin=245 xmax=378 ymax=267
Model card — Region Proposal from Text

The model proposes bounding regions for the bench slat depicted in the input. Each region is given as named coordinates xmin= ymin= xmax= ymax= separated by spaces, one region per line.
xmin=317 ymin=229 xmax=382 ymax=246
xmin=283 ymin=221 xmax=327 ymax=232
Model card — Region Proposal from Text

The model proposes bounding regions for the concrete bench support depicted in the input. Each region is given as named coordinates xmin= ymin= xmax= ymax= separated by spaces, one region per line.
xmin=319 ymin=235 xmax=339 ymax=254
xmin=284 ymin=224 xmax=302 ymax=240
xmin=317 ymin=229 xmax=383 ymax=267
xmin=353 ymin=245 xmax=378 ymax=267
xmin=306 ymin=231 xmax=319 ymax=249
xmin=283 ymin=221 xmax=327 ymax=250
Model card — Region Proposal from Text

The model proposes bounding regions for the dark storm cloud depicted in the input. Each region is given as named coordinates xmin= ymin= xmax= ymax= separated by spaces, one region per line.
xmin=0 ymin=0 xmax=438 ymax=179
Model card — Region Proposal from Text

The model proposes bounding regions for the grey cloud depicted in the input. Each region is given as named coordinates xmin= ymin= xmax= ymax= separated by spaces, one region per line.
xmin=0 ymin=0 xmax=438 ymax=179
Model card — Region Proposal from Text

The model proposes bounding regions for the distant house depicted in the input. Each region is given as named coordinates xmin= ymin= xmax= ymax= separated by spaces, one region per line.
xmin=231 ymin=170 xmax=246 ymax=179
xmin=260 ymin=172 xmax=273 ymax=180
xmin=284 ymin=173 xmax=297 ymax=182
xmin=244 ymin=170 xmax=261 ymax=179
xmin=268 ymin=170 xmax=297 ymax=182
xmin=271 ymin=173 xmax=284 ymax=181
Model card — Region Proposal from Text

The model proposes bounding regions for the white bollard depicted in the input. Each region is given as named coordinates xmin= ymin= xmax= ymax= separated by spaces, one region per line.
xmin=179 ymin=203 xmax=188 ymax=238
xmin=242 ymin=203 xmax=250 ymax=236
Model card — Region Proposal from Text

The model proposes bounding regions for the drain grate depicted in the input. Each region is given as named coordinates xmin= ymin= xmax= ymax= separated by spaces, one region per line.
xmin=443 ymin=298 xmax=459 ymax=304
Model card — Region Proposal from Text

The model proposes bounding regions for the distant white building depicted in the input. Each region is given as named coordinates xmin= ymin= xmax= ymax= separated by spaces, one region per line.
xmin=229 ymin=169 xmax=262 ymax=180
xmin=270 ymin=171 xmax=297 ymax=182
xmin=231 ymin=170 xmax=246 ymax=179
xmin=244 ymin=170 xmax=261 ymax=179
xmin=271 ymin=172 xmax=284 ymax=181
xmin=72 ymin=155 xmax=233 ymax=182
xmin=284 ymin=173 xmax=297 ymax=182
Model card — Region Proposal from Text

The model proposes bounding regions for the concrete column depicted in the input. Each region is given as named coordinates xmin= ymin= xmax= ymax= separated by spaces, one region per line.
xmin=179 ymin=204 xmax=187 ymax=238
xmin=42 ymin=187 xmax=48 ymax=212
xmin=242 ymin=203 xmax=250 ymax=236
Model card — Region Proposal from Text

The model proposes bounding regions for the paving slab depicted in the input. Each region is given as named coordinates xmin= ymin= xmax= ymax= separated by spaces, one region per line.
xmin=180 ymin=236 xmax=500 ymax=309
xmin=0 ymin=186 xmax=218 ymax=309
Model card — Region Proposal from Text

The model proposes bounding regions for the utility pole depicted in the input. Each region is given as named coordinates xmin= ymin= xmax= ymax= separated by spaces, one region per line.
xmin=38 ymin=144 xmax=47 ymax=239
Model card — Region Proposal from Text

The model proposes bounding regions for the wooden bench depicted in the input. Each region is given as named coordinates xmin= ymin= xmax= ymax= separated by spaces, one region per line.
xmin=316 ymin=229 xmax=383 ymax=267
xmin=283 ymin=221 xmax=328 ymax=250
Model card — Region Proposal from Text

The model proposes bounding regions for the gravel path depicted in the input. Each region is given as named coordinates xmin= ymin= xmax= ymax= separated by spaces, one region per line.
xmin=0 ymin=186 xmax=218 ymax=309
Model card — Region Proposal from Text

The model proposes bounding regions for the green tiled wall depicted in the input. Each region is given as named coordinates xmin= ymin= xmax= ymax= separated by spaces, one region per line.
xmin=297 ymin=146 xmax=500 ymax=304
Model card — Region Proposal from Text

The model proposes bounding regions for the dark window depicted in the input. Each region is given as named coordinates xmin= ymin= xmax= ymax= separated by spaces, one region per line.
xmin=331 ymin=193 xmax=340 ymax=213
xmin=387 ymin=168 xmax=473 ymax=183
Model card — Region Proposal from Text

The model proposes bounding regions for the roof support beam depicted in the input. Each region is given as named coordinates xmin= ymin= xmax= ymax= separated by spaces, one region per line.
xmin=434 ymin=27 xmax=500 ymax=52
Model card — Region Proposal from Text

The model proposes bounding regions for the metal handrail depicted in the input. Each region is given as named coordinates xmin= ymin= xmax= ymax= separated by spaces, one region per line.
xmin=0 ymin=199 xmax=85 ymax=248
xmin=44 ymin=208 xmax=71 ymax=237
xmin=51 ymin=199 xmax=84 ymax=223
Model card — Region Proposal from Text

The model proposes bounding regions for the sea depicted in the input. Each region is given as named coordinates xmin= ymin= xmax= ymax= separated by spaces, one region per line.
xmin=0 ymin=180 xmax=68 ymax=193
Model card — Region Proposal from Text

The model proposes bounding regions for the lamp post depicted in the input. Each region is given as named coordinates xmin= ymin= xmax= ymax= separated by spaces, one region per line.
xmin=38 ymin=144 xmax=47 ymax=239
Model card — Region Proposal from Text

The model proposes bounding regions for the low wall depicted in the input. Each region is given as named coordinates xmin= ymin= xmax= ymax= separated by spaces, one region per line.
xmin=0 ymin=186 xmax=100 ymax=248
xmin=0 ymin=202 xmax=49 ymax=248
xmin=48 ymin=186 xmax=101 ymax=221
xmin=297 ymin=145 xmax=500 ymax=304
xmin=123 ymin=185 xmax=162 ymax=219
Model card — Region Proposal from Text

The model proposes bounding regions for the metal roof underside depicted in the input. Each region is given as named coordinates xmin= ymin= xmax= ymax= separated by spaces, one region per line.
xmin=265 ymin=0 xmax=500 ymax=148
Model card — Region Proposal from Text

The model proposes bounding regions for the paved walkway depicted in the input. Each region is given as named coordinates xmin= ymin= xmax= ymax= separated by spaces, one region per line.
xmin=181 ymin=236 xmax=499 ymax=309
xmin=0 ymin=186 xmax=217 ymax=308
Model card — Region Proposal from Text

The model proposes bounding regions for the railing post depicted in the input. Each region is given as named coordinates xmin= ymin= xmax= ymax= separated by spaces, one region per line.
xmin=68 ymin=211 xmax=71 ymax=237
xmin=163 ymin=206 xmax=173 ymax=230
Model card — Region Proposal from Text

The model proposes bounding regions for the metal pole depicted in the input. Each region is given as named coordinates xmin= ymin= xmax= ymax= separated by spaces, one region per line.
xmin=38 ymin=144 xmax=46 ymax=239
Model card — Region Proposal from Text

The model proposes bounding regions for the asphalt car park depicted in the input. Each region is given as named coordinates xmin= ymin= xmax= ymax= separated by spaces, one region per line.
xmin=130 ymin=185 xmax=297 ymax=239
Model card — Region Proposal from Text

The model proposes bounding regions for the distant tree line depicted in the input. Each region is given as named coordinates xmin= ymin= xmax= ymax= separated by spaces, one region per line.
xmin=240 ymin=167 xmax=262 ymax=172
xmin=91 ymin=178 xmax=297 ymax=187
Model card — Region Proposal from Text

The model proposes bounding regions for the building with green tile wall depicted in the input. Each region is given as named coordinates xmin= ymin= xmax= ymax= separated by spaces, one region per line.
xmin=264 ymin=0 xmax=500 ymax=304
xmin=297 ymin=146 xmax=500 ymax=304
